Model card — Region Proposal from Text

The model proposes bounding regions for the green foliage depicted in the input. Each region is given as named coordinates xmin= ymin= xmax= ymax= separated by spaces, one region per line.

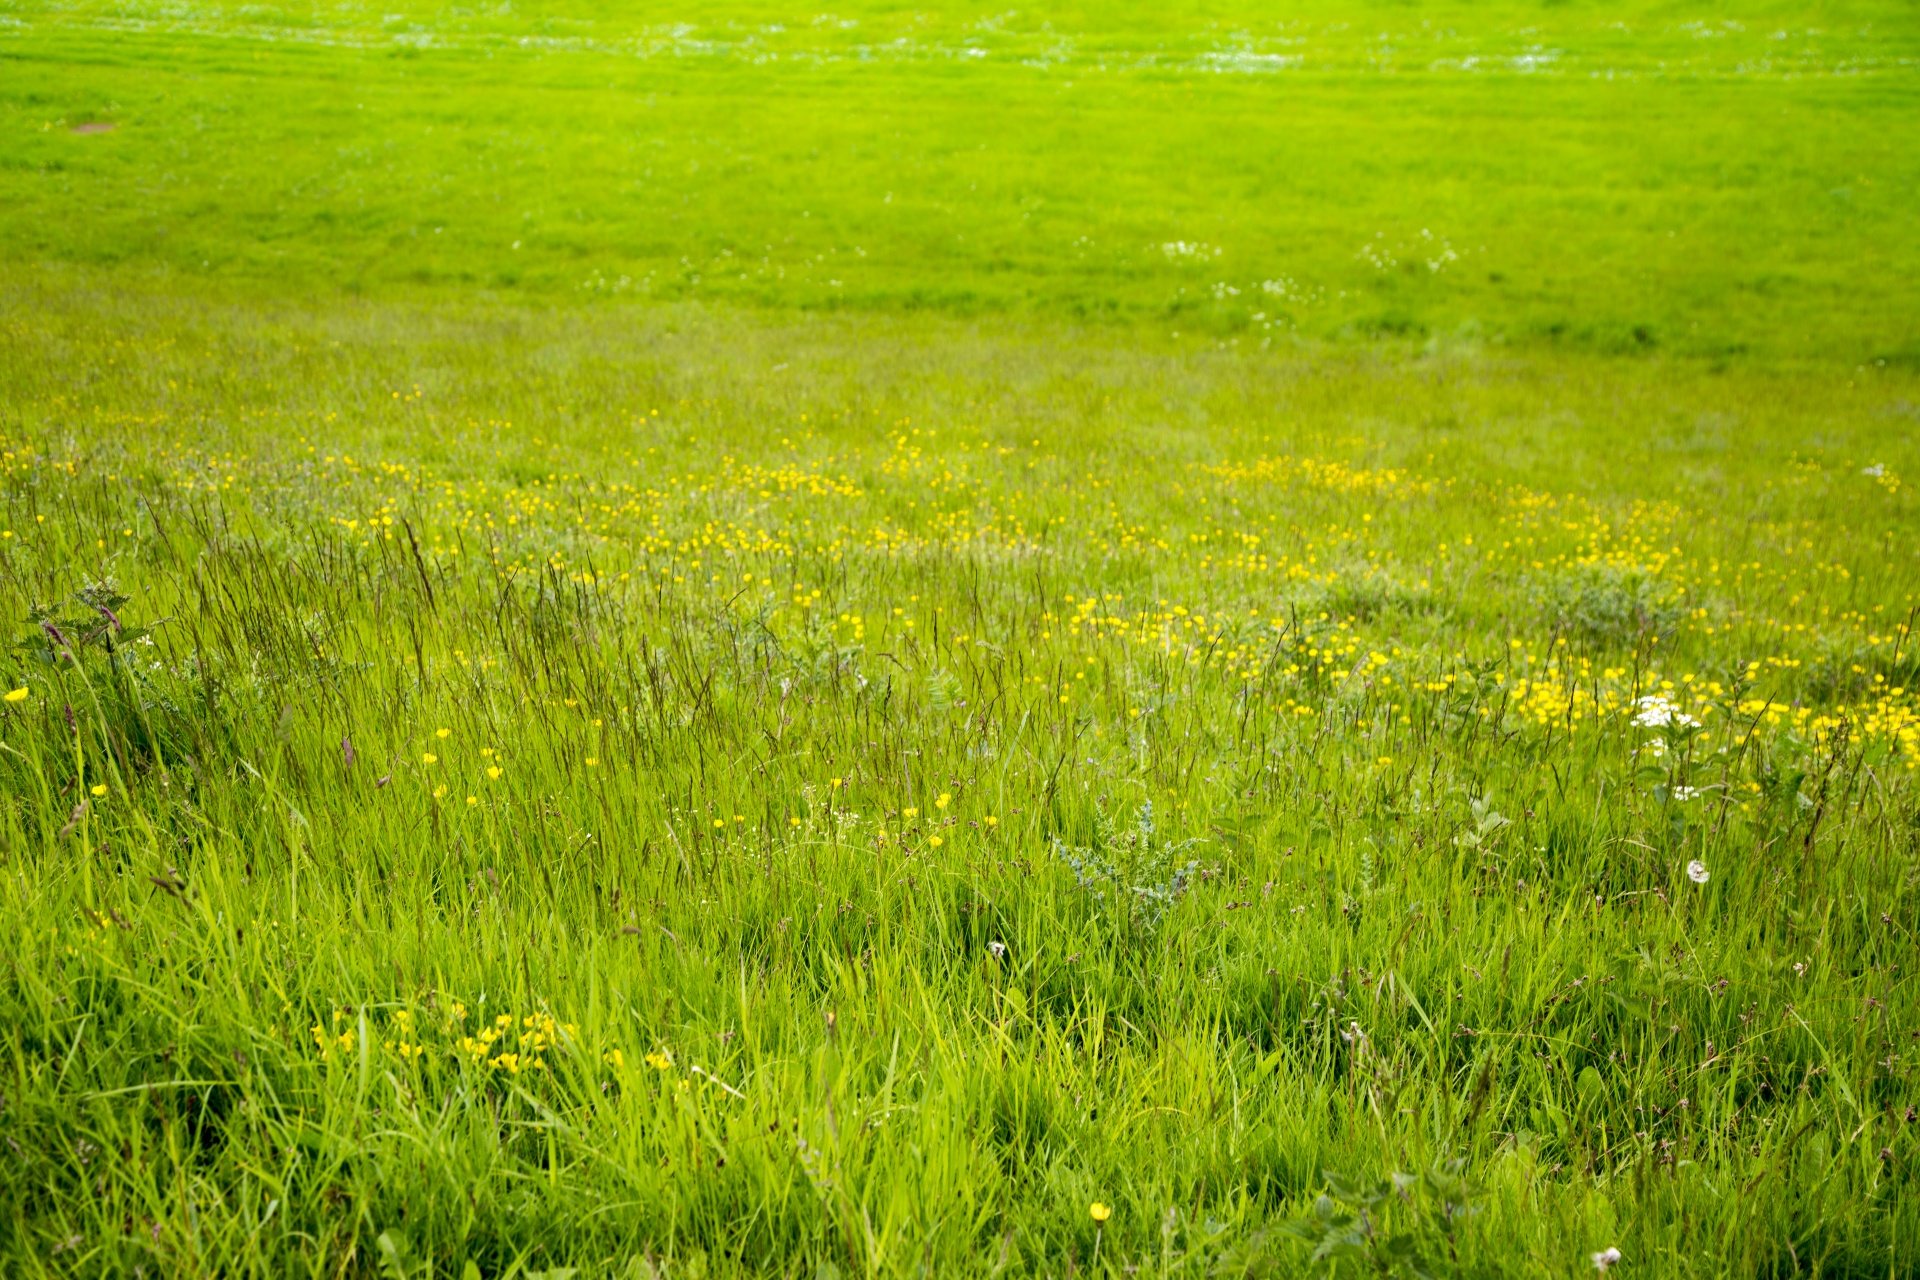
xmin=1450 ymin=796 xmax=1510 ymax=855
xmin=1309 ymin=572 xmax=1437 ymax=625
xmin=1535 ymin=565 xmax=1683 ymax=645
xmin=19 ymin=583 xmax=148 ymax=668
xmin=1052 ymin=801 xmax=1205 ymax=942
xmin=12 ymin=584 xmax=206 ymax=777
xmin=1283 ymin=1163 xmax=1486 ymax=1279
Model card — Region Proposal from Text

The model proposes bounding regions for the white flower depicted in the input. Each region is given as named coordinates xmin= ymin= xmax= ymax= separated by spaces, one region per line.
xmin=1862 ymin=464 xmax=1885 ymax=477
xmin=1632 ymin=698 xmax=1672 ymax=727
xmin=988 ymin=940 xmax=1008 ymax=959
xmin=1633 ymin=694 xmax=1699 ymax=729
xmin=1592 ymin=1247 xmax=1622 ymax=1272
xmin=1686 ymin=860 xmax=1710 ymax=884
xmin=1671 ymin=785 xmax=1701 ymax=801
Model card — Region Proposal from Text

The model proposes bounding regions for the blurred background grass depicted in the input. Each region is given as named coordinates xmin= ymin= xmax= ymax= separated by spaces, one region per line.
xmin=1 ymin=0 xmax=1916 ymax=362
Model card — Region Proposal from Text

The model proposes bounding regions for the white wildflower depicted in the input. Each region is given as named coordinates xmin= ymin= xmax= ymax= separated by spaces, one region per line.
xmin=1633 ymin=694 xmax=1699 ymax=729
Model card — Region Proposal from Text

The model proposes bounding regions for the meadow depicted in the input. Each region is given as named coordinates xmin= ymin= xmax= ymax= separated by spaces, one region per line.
xmin=2 ymin=1 xmax=1920 ymax=1277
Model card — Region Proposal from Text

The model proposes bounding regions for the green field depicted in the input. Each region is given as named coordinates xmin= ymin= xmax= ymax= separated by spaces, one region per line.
xmin=2 ymin=2 xmax=1920 ymax=1276
xmin=6 ymin=0 xmax=1920 ymax=359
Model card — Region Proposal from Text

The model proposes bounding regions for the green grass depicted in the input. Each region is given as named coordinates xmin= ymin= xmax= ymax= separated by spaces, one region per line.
xmin=2 ymin=0 xmax=1918 ymax=360
xmin=2 ymin=1 xmax=1920 ymax=1276
xmin=1 ymin=273 xmax=1916 ymax=1277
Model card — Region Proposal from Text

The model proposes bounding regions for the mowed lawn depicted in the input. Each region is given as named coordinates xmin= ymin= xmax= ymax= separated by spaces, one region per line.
xmin=0 ymin=2 xmax=1918 ymax=1277
xmin=3 ymin=0 xmax=1918 ymax=357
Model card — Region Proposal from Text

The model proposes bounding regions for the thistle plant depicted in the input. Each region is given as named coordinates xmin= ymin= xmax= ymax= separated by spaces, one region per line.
xmin=1052 ymin=801 xmax=1205 ymax=943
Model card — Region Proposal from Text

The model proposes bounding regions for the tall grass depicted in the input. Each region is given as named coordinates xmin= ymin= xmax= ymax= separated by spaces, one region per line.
xmin=0 ymin=277 xmax=1914 ymax=1275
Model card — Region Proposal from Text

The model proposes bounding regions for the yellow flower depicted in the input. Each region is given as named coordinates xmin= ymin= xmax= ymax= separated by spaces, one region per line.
xmin=432 ymin=786 xmax=447 ymax=799
xmin=466 ymin=795 xmax=478 ymax=806
xmin=713 ymin=818 xmax=725 ymax=828
xmin=831 ymin=777 xmax=843 ymax=788
xmin=903 ymin=807 xmax=919 ymax=819
xmin=935 ymin=793 xmax=951 ymax=809
xmin=1090 ymin=1202 xmax=1112 ymax=1224
xmin=436 ymin=728 xmax=451 ymax=739
xmin=422 ymin=752 xmax=438 ymax=765
xmin=3 ymin=688 xmax=26 ymax=703
xmin=586 ymin=757 xmax=599 ymax=766
xmin=645 ymin=1049 xmax=673 ymax=1070
xmin=985 ymin=816 xmax=998 ymax=827
xmin=90 ymin=783 xmax=108 ymax=797
xmin=487 ymin=766 xmax=502 ymax=780
xmin=480 ymin=747 xmax=495 ymax=757
xmin=928 ymin=835 xmax=944 ymax=848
